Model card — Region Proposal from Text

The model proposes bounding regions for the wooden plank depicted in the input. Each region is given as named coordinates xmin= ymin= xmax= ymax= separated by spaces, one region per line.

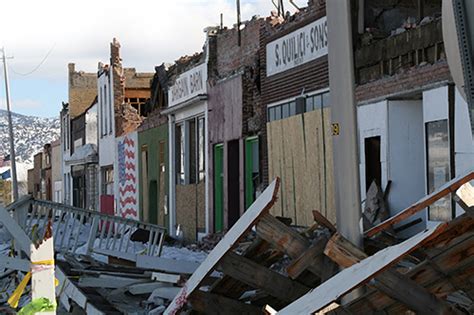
xmin=277 ymin=222 xmax=446 ymax=314
xmin=219 ymin=251 xmax=309 ymax=301
xmin=136 ymin=256 xmax=199 ymax=274
xmin=313 ymin=210 xmax=336 ymax=233
xmin=188 ymin=290 xmax=262 ymax=315
xmin=303 ymin=111 xmax=322 ymax=227
xmin=151 ymin=272 xmax=182 ymax=284
xmin=149 ymin=286 xmax=181 ymax=301
xmin=164 ymin=178 xmax=280 ymax=315
xmin=454 ymin=182 xmax=474 ymax=214
xmin=78 ymin=275 xmax=148 ymax=288
xmin=325 ymin=233 xmax=462 ymax=315
xmin=286 ymin=236 xmax=328 ymax=279
xmin=128 ymin=282 xmax=167 ymax=295
xmin=256 ymin=213 xmax=325 ymax=277
xmin=0 ymin=206 xmax=31 ymax=258
xmin=0 ymin=255 xmax=30 ymax=272
xmin=366 ymin=171 xmax=474 ymax=237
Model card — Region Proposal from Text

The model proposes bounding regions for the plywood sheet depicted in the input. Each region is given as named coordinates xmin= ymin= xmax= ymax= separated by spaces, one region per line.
xmin=281 ymin=118 xmax=296 ymax=223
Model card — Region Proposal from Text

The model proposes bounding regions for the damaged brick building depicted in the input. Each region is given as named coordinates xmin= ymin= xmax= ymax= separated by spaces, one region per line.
xmin=261 ymin=1 xmax=335 ymax=226
xmin=97 ymin=38 xmax=153 ymax=220
xmin=163 ymin=29 xmax=218 ymax=241
xmin=207 ymin=16 xmax=270 ymax=233
xmin=355 ymin=0 xmax=474 ymax=236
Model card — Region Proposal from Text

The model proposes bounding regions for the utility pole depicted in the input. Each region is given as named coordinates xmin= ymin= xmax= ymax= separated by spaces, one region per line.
xmin=1 ymin=47 xmax=19 ymax=202
xmin=327 ymin=1 xmax=363 ymax=247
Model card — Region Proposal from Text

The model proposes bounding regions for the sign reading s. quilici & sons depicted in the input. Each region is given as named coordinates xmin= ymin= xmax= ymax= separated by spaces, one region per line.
xmin=266 ymin=16 xmax=328 ymax=77
xmin=169 ymin=63 xmax=207 ymax=107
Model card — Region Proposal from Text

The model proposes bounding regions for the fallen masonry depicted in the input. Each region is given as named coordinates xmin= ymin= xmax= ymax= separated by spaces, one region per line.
xmin=0 ymin=172 xmax=473 ymax=314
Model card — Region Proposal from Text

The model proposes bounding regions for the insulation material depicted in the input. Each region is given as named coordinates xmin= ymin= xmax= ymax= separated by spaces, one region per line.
xmin=115 ymin=131 xmax=139 ymax=220
xmin=267 ymin=110 xmax=336 ymax=226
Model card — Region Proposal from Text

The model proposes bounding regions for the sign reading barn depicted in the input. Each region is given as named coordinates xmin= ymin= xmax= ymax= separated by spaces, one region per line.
xmin=266 ymin=16 xmax=328 ymax=77
xmin=169 ymin=63 xmax=207 ymax=107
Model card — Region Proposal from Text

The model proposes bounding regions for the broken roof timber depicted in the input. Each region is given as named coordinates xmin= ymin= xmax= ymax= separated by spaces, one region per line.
xmin=324 ymin=233 xmax=462 ymax=315
xmin=276 ymin=222 xmax=447 ymax=314
xmin=337 ymin=215 xmax=474 ymax=313
xmin=164 ymin=178 xmax=280 ymax=315
xmin=365 ymin=170 xmax=474 ymax=237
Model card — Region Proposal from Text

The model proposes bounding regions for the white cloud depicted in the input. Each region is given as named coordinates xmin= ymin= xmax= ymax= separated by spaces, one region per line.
xmin=0 ymin=0 xmax=305 ymax=79
xmin=0 ymin=0 xmax=305 ymax=116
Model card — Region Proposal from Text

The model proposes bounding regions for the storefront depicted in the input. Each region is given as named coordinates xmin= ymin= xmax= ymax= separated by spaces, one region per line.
xmin=261 ymin=5 xmax=335 ymax=226
xmin=164 ymin=61 xmax=209 ymax=241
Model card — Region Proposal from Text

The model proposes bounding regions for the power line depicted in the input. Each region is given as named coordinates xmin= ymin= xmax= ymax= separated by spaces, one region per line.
xmin=10 ymin=44 xmax=56 ymax=76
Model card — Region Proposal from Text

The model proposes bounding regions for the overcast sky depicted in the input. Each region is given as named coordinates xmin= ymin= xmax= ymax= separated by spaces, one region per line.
xmin=0 ymin=0 xmax=304 ymax=118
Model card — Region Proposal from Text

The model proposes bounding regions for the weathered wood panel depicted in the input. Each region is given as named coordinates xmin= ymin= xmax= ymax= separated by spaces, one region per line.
xmin=266 ymin=110 xmax=336 ymax=227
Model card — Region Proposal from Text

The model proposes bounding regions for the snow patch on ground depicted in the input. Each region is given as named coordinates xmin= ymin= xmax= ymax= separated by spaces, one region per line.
xmin=160 ymin=246 xmax=208 ymax=263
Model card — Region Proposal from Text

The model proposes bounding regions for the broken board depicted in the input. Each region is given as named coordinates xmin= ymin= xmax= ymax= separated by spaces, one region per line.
xmin=276 ymin=222 xmax=446 ymax=314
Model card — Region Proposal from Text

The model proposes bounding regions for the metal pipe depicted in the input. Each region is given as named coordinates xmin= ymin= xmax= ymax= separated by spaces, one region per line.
xmin=1 ymin=47 xmax=19 ymax=202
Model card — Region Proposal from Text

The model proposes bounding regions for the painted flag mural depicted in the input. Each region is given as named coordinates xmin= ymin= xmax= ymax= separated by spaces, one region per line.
xmin=116 ymin=132 xmax=139 ymax=220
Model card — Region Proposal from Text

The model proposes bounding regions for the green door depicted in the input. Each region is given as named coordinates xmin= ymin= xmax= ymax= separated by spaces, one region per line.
xmin=245 ymin=137 xmax=259 ymax=209
xmin=214 ymin=144 xmax=224 ymax=232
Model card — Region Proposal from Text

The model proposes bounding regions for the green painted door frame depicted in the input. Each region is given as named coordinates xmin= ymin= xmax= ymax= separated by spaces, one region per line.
xmin=214 ymin=144 xmax=224 ymax=232
xmin=245 ymin=136 xmax=259 ymax=209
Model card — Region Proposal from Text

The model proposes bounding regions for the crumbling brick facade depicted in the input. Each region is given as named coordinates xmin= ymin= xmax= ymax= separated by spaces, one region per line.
xmin=68 ymin=63 xmax=97 ymax=118
xmin=110 ymin=39 xmax=153 ymax=137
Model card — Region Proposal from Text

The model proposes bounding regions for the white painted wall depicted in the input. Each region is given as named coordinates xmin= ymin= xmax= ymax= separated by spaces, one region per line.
xmin=357 ymin=101 xmax=388 ymax=202
xmin=387 ymin=100 xmax=425 ymax=236
xmin=98 ymin=71 xmax=115 ymax=168
xmin=86 ymin=103 xmax=98 ymax=146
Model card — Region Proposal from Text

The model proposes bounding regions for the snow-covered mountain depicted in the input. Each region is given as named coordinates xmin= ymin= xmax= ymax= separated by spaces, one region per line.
xmin=0 ymin=109 xmax=60 ymax=166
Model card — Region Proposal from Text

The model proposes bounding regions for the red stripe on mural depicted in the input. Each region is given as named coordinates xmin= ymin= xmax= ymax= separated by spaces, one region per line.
xmin=125 ymin=162 xmax=136 ymax=171
xmin=120 ymin=196 xmax=137 ymax=207
xmin=119 ymin=185 xmax=137 ymax=195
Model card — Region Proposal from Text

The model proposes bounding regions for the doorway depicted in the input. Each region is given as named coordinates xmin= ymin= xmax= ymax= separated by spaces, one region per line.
xmin=364 ymin=136 xmax=382 ymax=192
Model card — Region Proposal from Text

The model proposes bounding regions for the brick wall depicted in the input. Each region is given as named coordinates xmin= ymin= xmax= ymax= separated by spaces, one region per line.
xmin=356 ymin=60 xmax=452 ymax=103
xmin=110 ymin=39 xmax=145 ymax=137
xmin=68 ymin=63 xmax=97 ymax=118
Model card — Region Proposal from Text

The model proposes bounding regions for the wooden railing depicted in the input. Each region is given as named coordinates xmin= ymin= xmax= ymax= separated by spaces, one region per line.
xmin=9 ymin=196 xmax=167 ymax=261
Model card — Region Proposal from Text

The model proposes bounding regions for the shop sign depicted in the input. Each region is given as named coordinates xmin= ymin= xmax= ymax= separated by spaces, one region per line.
xmin=266 ymin=16 xmax=328 ymax=76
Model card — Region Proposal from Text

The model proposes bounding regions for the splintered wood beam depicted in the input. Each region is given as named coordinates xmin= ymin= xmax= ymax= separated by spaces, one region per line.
xmin=324 ymin=233 xmax=462 ymax=315
xmin=256 ymin=213 xmax=334 ymax=278
xmin=219 ymin=251 xmax=309 ymax=302
xmin=286 ymin=236 xmax=328 ymax=279
xmin=277 ymin=224 xmax=446 ymax=314
xmin=188 ymin=290 xmax=262 ymax=315
xmin=312 ymin=210 xmax=337 ymax=233
xmin=366 ymin=171 xmax=474 ymax=237
xmin=454 ymin=182 xmax=474 ymax=215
